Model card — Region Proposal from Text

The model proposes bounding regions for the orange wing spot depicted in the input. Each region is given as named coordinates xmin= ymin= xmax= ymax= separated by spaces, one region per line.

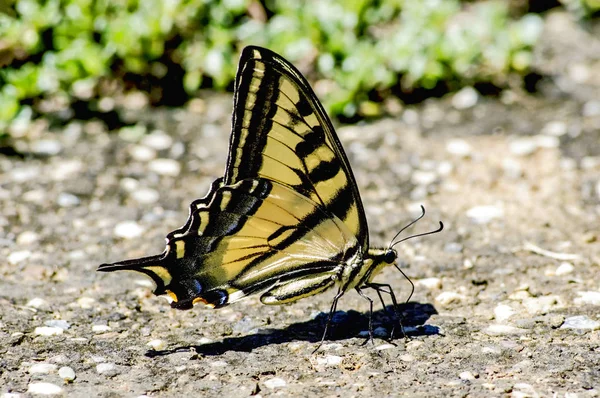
xmin=166 ymin=290 xmax=178 ymax=302
xmin=193 ymin=297 xmax=215 ymax=308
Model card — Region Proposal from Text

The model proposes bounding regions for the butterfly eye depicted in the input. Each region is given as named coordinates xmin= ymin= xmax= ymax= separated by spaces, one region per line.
xmin=384 ymin=249 xmax=397 ymax=264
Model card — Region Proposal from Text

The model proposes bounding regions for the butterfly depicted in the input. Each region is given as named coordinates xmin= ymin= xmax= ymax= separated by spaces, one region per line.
xmin=98 ymin=46 xmax=443 ymax=347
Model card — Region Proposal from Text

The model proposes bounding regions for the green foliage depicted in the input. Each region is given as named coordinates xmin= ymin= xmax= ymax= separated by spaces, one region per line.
xmin=0 ymin=0 xmax=551 ymax=130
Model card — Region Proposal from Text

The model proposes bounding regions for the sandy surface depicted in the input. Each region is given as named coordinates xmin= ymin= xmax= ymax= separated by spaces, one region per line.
xmin=1 ymin=10 xmax=599 ymax=398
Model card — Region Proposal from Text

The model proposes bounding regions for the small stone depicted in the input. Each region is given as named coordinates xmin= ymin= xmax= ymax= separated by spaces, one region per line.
xmin=445 ymin=139 xmax=472 ymax=157
xmin=58 ymin=366 xmax=76 ymax=382
xmin=57 ymin=192 xmax=80 ymax=207
xmin=27 ymin=382 xmax=63 ymax=395
xmin=574 ymin=291 xmax=600 ymax=306
xmin=510 ymin=138 xmax=537 ymax=156
xmin=92 ymin=325 xmax=111 ymax=333
xmin=29 ymin=363 xmax=58 ymax=374
xmin=555 ymin=262 xmax=574 ymax=276
xmin=494 ymin=304 xmax=515 ymax=322
xmin=114 ymin=221 xmax=144 ymax=239
xmin=435 ymin=292 xmax=466 ymax=306
xmin=451 ymin=87 xmax=478 ymax=110
xmin=96 ymin=363 xmax=117 ymax=375
xmin=130 ymin=188 xmax=160 ymax=204
xmin=316 ymin=355 xmax=343 ymax=366
xmin=30 ymin=139 xmax=63 ymax=156
xmin=375 ymin=344 xmax=396 ymax=351
xmin=583 ymin=100 xmax=600 ymax=117
xmin=522 ymin=295 xmax=561 ymax=315
xmin=26 ymin=298 xmax=48 ymax=309
xmin=17 ymin=231 xmax=39 ymax=245
xmin=484 ymin=324 xmax=527 ymax=336
xmin=45 ymin=320 xmax=70 ymax=330
xmin=535 ymin=135 xmax=559 ymax=148
xmin=411 ymin=170 xmax=437 ymax=186
xmin=416 ymin=278 xmax=442 ymax=290
xmin=399 ymin=354 xmax=415 ymax=361
xmin=77 ymin=297 xmax=96 ymax=309
xmin=541 ymin=121 xmax=567 ymax=137
xmin=8 ymin=251 xmax=31 ymax=265
xmin=142 ymin=130 xmax=173 ymax=150
xmin=34 ymin=326 xmax=63 ymax=336
xmin=147 ymin=339 xmax=167 ymax=350
xmin=148 ymin=158 xmax=181 ymax=177
xmin=210 ymin=361 xmax=228 ymax=367
xmin=502 ymin=158 xmax=523 ymax=179
xmin=129 ymin=145 xmax=157 ymax=162
xmin=444 ymin=242 xmax=463 ymax=253
xmin=264 ymin=377 xmax=287 ymax=389
xmin=459 ymin=371 xmax=477 ymax=380
xmin=561 ymin=316 xmax=600 ymax=331
xmin=466 ymin=205 xmax=504 ymax=224
xmin=406 ymin=340 xmax=423 ymax=351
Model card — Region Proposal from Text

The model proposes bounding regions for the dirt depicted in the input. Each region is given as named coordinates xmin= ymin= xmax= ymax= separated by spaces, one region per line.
xmin=1 ymin=10 xmax=599 ymax=398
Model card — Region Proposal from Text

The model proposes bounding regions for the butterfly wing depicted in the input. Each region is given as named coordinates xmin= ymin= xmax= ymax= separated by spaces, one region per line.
xmin=226 ymin=46 xmax=369 ymax=251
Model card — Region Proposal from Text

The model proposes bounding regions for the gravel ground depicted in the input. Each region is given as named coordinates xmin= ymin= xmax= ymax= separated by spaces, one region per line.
xmin=1 ymin=10 xmax=600 ymax=398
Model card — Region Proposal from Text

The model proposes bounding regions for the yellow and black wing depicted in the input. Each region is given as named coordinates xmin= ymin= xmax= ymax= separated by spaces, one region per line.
xmin=99 ymin=46 xmax=369 ymax=309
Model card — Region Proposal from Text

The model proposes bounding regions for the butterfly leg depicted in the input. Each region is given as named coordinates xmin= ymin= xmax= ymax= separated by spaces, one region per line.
xmin=312 ymin=289 xmax=344 ymax=354
xmin=365 ymin=282 xmax=406 ymax=340
xmin=355 ymin=287 xmax=375 ymax=346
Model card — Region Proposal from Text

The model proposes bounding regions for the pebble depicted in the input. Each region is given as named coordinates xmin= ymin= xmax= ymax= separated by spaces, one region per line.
xmin=459 ymin=371 xmax=477 ymax=381
xmin=541 ymin=121 xmax=567 ymax=137
xmin=583 ymin=100 xmax=600 ymax=117
xmin=29 ymin=363 xmax=58 ymax=374
xmin=11 ymin=166 xmax=40 ymax=182
xmin=92 ymin=325 xmax=111 ymax=333
xmin=58 ymin=366 xmax=76 ymax=382
xmin=375 ymin=344 xmax=396 ymax=351
xmin=57 ymin=192 xmax=80 ymax=207
xmin=451 ymin=87 xmax=478 ymax=110
xmin=27 ymin=382 xmax=63 ymax=395
xmin=45 ymin=320 xmax=70 ymax=330
xmin=147 ymin=339 xmax=167 ymax=350
xmin=130 ymin=188 xmax=160 ymax=204
xmin=114 ymin=221 xmax=144 ymax=239
xmin=406 ymin=340 xmax=423 ymax=351
xmin=129 ymin=145 xmax=157 ymax=162
xmin=574 ymin=291 xmax=600 ymax=306
xmin=77 ymin=297 xmax=96 ymax=309
xmin=509 ymin=137 xmax=537 ymax=156
xmin=416 ymin=277 xmax=442 ymax=290
xmin=484 ymin=324 xmax=527 ymax=336
xmin=522 ymin=295 xmax=561 ymax=315
xmin=435 ymin=292 xmax=466 ymax=306
xmin=316 ymin=355 xmax=343 ymax=366
xmin=34 ymin=326 xmax=63 ymax=336
xmin=444 ymin=242 xmax=463 ymax=253
xmin=466 ymin=205 xmax=504 ymax=224
xmin=494 ymin=304 xmax=515 ymax=322
xmin=535 ymin=135 xmax=559 ymax=148
xmin=555 ymin=262 xmax=574 ymax=276
xmin=142 ymin=130 xmax=173 ymax=150
xmin=560 ymin=316 xmax=600 ymax=331
xmin=17 ymin=231 xmax=39 ymax=245
xmin=264 ymin=377 xmax=287 ymax=389
xmin=30 ymin=139 xmax=62 ymax=156
xmin=51 ymin=160 xmax=83 ymax=181
xmin=502 ymin=158 xmax=523 ymax=179
xmin=411 ymin=170 xmax=437 ymax=186
xmin=96 ymin=363 xmax=117 ymax=375
xmin=445 ymin=139 xmax=472 ymax=157
xmin=8 ymin=250 xmax=31 ymax=265
xmin=26 ymin=298 xmax=48 ymax=309
xmin=148 ymin=158 xmax=181 ymax=177
xmin=209 ymin=361 xmax=228 ymax=367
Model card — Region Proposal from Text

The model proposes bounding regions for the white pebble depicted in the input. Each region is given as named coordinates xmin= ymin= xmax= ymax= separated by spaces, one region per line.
xmin=147 ymin=339 xmax=167 ymax=350
xmin=451 ymin=87 xmax=478 ymax=109
xmin=114 ymin=221 xmax=144 ymax=239
xmin=502 ymin=158 xmax=523 ymax=179
xmin=45 ymin=320 xmax=70 ymax=330
xmin=26 ymin=298 xmax=48 ymax=309
xmin=375 ymin=344 xmax=396 ymax=351
xmin=77 ymin=297 xmax=96 ymax=309
xmin=57 ymin=192 xmax=80 ymax=207
xmin=435 ymin=292 xmax=466 ymax=306
xmin=561 ymin=316 xmax=600 ymax=331
xmin=399 ymin=354 xmax=415 ymax=361
xmin=574 ymin=291 xmax=600 ymax=306
xmin=142 ymin=130 xmax=173 ymax=150
xmin=30 ymin=140 xmax=63 ymax=156
xmin=445 ymin=139 xmax=472 ymax=157
xmin=92 ymin=325 xmax=111 ymax=333
xmin=29 ymin=363 xmax=57 ymax=374
xmin=34 ymin=327 xmax=63 ymax=336
xmin=58 ymin=366 xmax=76 ymax=382
xmin=316 ymin=355 xmax=343 ymax=366
xmin=510 ymin=138 xmax=537 ymax=156
xmin=555 ymin=262 xmax=574 ymax=276
xmin=535 ymin=134 xmax=559 ymax=148
xmin=541 ymin=121 xmax=567 ymax=137
xmin=96 ymin=363 xmax=116 ymax=374
xmin=466 ymin=205 xmax=504 ymax=224
xmin=494 ymin=304 xmax=515 ymax=322
xmin=130 ymin=187 xmax=160 ymax=204
xmin=148 ymin=158 xmax=181 ymax=177
xmin=210 ymin=361 xmax=228 ymax=367
xmin=8 ymin=251 xmax=31 ymax=265
xmin=459 ymin=371 xmax=477 ymax=380
xmin=129 ymin=145 xmax=157 ymax=162
xmin=411 ymin=170 xmax=437 ymax=186
xmin=27 ymin=382 xmax=63 ymax=395
xmin=485 ymin=324 xmax=527 ymax=335
xmin=416 ymin=278 xmax=442 ymax=290
xmin=264 ymin=377 xmax=287 ymax=389
xmin=583 ymin=100 xmax=600 ymax=117
xmin=523 ymin=295 xmax=561 ymax=315
xmin=17 ymin=231 xmax=39 ymax=245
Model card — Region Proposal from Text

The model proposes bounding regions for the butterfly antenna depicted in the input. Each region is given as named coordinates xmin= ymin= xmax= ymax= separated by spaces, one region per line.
xmin=387 ymin=205 xmax=427 ymax=250
xmin=390 ymin=221 xmax=444 ymax=249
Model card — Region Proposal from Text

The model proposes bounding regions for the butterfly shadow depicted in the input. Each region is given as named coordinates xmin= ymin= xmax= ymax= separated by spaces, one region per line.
xmin=146 ymin=302 xmax=439 ymax=357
